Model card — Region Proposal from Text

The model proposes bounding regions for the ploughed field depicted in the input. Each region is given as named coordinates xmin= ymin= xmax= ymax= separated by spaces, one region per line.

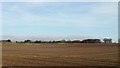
xmin=2 ymin=43 xmax=118 ymax=66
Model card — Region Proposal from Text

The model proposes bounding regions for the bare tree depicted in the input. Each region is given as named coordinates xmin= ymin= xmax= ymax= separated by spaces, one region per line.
xmin=103 ymin=38 xmax=112 ymax=43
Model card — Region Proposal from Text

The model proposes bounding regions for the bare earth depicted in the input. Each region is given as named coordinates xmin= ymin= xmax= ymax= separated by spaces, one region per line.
xmin=2 ymin=43 xmax=118 ymax=66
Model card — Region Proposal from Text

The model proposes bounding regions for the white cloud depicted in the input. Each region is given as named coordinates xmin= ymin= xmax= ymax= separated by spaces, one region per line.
xmin=92 ymin=3 xmax=118 ymax=15
xmin=3 ymin=2 xmax=117 ymax=28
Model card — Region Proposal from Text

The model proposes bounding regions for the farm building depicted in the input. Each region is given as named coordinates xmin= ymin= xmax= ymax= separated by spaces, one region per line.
xmin=81 ymin=39 xmax=101 ymax=43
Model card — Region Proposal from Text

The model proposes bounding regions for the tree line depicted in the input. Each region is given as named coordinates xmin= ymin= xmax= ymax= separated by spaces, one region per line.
xmin=0 ymin=38 xmax=115 ymax=43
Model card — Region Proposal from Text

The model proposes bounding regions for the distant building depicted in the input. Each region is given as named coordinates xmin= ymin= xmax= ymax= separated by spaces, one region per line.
xmin=81 ymin=39 xmax=101 ymax=43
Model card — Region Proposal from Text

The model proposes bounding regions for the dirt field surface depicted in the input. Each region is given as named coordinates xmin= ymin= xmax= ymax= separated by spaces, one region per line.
xmin=2 ymin=43 xmax=118 ymax=66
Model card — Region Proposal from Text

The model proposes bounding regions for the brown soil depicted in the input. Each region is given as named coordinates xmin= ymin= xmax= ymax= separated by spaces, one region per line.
xmin=2 ymin=43 xmax=118 ymax=66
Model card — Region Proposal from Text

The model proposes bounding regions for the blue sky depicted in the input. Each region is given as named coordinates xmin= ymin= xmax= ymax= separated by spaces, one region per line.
xmin=0 ymin=2 xmax=2 ymax=40
xmin=2 ymin=2 xmax=118 ymax=42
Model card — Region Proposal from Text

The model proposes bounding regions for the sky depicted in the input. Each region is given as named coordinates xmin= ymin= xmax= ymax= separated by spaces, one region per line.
xmin=0 ymin=2 xmax=2 ymax=40
xmin=1 ymin=0 xmax=119 ymax=2
xmin=1 ymin=2 xmax=118 ymax=42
